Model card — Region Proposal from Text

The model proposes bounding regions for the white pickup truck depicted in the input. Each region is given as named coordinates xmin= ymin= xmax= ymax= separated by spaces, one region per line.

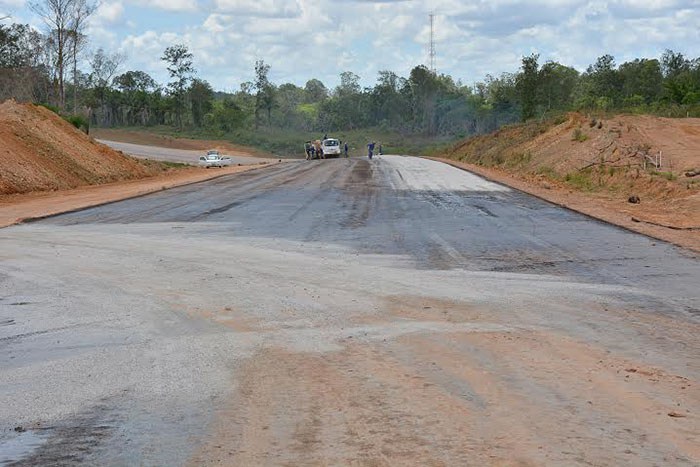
xmin=199 ymin=150 xmax=232 ymax=168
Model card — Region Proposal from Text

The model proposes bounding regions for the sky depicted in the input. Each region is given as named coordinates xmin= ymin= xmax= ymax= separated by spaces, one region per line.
xmin=2 ymin=0 xmax=699 ymax=92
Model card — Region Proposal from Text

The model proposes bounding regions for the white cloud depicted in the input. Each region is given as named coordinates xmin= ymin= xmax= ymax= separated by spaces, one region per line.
xmin=11 ymin=0 xmax=700 ymax=90
xmin=213 ymin=0 xmax=302 ymax=17
xmin=94 ymin=1 xmax=124 ymax=24
xmin=136 ymin=0 xmax=198 ymax=13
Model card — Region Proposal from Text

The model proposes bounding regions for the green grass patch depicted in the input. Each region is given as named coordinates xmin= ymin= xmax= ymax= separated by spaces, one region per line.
xmin=651 ymin=170 xmax=677 ymax=181
xmin=536 ymin=165 xmax=559 ymax=179
xmin=564 ymin=169 xmax=596 ymax=191
xmin=572 ymin=127 xmax=588 ymax=142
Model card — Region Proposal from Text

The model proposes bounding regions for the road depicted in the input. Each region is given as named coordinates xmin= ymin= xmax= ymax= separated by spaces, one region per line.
xmin=1 ymin=155 xmax=698 ymax=466
xmin=98 ymin=139 xmax=279 ymax=165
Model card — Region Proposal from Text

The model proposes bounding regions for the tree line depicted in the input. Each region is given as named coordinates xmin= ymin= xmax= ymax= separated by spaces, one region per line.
xmin=2 ymin=11 xmax=700 ymax=141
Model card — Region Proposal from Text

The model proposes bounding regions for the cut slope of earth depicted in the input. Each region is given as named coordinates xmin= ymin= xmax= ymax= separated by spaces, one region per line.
xmin=0 ymin=100 xmax=169 ymax=195
xmin=439 ymin=113 xmax=700 ymax=236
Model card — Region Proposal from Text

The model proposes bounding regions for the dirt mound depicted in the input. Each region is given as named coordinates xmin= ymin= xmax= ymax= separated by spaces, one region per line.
xmin=0 ymin=100 xmax=163 ymax=195
xmin=444 ymin=113 xmax=700 ymax=230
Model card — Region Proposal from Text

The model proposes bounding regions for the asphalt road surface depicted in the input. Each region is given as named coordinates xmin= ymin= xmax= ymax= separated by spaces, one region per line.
xmin=98 ymin=139 xmax=278 ymax=165
xmin=1 ymin=155 xmax=698 ymax=466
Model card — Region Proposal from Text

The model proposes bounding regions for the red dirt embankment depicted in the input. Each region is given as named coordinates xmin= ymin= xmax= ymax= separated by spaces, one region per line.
xmin=0 ymin=100 xmax=166 ymax=195
xmin=0 ymin=100 xmax=275 ymax=227
xmin=437 ymin=113 xmax=700 ymax=253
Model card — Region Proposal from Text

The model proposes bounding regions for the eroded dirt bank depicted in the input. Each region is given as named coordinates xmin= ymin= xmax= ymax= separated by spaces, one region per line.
xmin=435 ymin=113 xmax=700 ymax=252
xmin=0 ymin=100 xmax=171 ymax=195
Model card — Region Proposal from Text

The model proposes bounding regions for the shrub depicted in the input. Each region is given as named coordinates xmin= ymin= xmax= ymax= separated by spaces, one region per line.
xmin=64 ymin=115 xmax=90 ymax=134
xmin=572 ymin=127 xmax=588 ymax=142
xmin=536 ymin=165 xmax=558 ymax=179
xmin=564 ymin=170 xmax=595 ymax=191
xmin=38 ymin=103 xmax=60 ymax=114
xmin=651 ymin=171 xmax=677 ymax=181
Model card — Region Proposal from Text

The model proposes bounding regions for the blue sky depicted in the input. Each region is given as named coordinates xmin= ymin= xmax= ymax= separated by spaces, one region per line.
xmin=2 ymin=0 xmax=699 ymax=92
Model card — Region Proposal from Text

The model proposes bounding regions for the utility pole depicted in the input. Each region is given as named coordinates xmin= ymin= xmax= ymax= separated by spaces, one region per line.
xmin=429 ymin=12 xmax=436 ymax=74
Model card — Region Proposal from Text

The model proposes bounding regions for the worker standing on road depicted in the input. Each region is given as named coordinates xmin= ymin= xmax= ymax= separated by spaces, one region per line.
xmin=344 ymin=142 xmax=349 ymax=158
xmin=378 ymin=143 xmax=383 ymax=155
xmin=367 ymin=141 xmax=375 ymax=160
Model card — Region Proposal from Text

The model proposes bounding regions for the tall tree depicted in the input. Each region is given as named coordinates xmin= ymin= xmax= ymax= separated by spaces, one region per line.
xmin=537 ymin=61 xmax=578 ymax=112
xmin=67 ymin=0 xmax=95 ymax=112
xmin=619 ymin=58 xmax=662 ymax=104
xmin=161 ymin=44 xmax=195 ymax=129
xmin=303 ymin=78 xmax=327 ymax=103
xmin=408 ymin=65 xmax=440 ymax=135
xmin=188 ymin=78 xmax=213 ymax=127
xmin=586 ymin=54 xmax=622 ymax=108
xmin=254 ymin=59 xmax=274 ymax=127
xmin=87 ymin=48 xmax=124 ymax=125
xmin=29 ymin=0 xmax=75 ymax=108
xmin=516 ymin=53 xmax=539 ymax=121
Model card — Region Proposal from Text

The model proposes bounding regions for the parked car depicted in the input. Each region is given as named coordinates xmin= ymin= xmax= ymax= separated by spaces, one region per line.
xmin=199 ymin=150 xmax=232 ymax=168
xmin=321 ymin=138 xmax=341 ymax=157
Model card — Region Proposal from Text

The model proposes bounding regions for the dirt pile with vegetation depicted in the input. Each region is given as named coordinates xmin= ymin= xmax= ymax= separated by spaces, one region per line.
xmin=442 ymin=113 xmax=700 ymax=230
xmin=0 ymin=100 xmax=168 ymax=195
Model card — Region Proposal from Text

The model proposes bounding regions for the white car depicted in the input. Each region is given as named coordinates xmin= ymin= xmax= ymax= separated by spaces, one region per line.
xmin=199 ymin=150 xmax=232 ymax=168
xmin=321 ymin=138 xmax=341 ymax=157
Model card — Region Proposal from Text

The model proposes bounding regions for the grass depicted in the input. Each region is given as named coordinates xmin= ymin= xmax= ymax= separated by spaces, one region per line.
xmin=159 ymin=161 xmax=190 ymax=169
xmin=536 ymin=165 xmax=559 ymax=179
xmin=572 ymin=127 xmax=588 ymax=142
xmin=564 ymin=170 xmax=596 ymax=191
xmin=651 ymin=170 xmax=677 ymax=181
xmin=504 ymin=151 xmax=532 ymax=168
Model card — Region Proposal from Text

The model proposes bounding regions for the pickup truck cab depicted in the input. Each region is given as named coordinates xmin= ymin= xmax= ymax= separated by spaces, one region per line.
xmin=199 ymin=150 xmax=232 ymax=168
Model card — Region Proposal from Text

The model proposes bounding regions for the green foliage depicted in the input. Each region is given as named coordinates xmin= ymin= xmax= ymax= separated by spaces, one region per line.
xmin=516 ymin=53 xmax=539 ymax=121
xmin=5 ymin=19 xmax=700 ymax=157
xmin=38 ymin=103 xmax=60 ymax=113
xmin=651 ymin=171 xmax=677 ymax=181
xmin=572 ymin=127 xmax=588 ymax=142
xmin=536 ymin=165 xmax=558 ymax=179
xmin=564 ymin=170 xmax=596 ymax=191
xmin=161 ymin=44 xmax=195 ymax=129
xmin=64 ymin=114 xmax=89 ymax=132
xmin=504 ymin=151 xmax=532 ymax=168
xmin=254 ymin=59 xmax=274 ymax=128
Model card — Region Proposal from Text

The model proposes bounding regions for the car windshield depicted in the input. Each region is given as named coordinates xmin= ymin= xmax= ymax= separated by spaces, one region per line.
xmin=207 ymin=155 xmax=219 ymax=160
xmin=324 ymin=140 xmax=339 ymax=146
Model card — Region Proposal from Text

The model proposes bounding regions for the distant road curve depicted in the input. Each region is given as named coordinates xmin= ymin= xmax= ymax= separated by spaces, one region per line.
xmin=98 ymin=139 xmax=280 ymax=165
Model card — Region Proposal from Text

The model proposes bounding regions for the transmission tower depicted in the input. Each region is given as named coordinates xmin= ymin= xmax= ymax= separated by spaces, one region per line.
xmin=429 ymin=12 xmax=436 ymax=74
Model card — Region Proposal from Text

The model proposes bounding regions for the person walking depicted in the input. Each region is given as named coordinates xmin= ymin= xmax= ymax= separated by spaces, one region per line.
xmin=344 ymin=141 xmax=349 ymax=158
xmin=367 ymin=141 xmax=375 ymax=160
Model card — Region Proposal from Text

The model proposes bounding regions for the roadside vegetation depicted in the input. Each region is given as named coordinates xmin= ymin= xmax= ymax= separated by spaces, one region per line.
xmin=1 ymin=6 xmax=700 ymax=156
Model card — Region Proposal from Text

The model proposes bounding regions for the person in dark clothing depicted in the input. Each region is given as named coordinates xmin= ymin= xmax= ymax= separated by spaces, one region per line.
xmin=344 ymin=142 xmax=349 ymax=157
xmin=367 ymin=141 xmax=375 ymax=159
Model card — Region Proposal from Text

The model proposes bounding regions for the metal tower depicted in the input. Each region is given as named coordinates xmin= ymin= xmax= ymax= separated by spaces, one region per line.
xmin=429 ymin=12 xmax=436 ymax=73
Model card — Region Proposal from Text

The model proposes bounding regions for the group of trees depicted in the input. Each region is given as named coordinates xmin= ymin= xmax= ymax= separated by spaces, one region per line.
xmin=2 ymin=9 xmax=700 ymax=141
xmin=0 ymin=0 xmax=96 ymax=110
